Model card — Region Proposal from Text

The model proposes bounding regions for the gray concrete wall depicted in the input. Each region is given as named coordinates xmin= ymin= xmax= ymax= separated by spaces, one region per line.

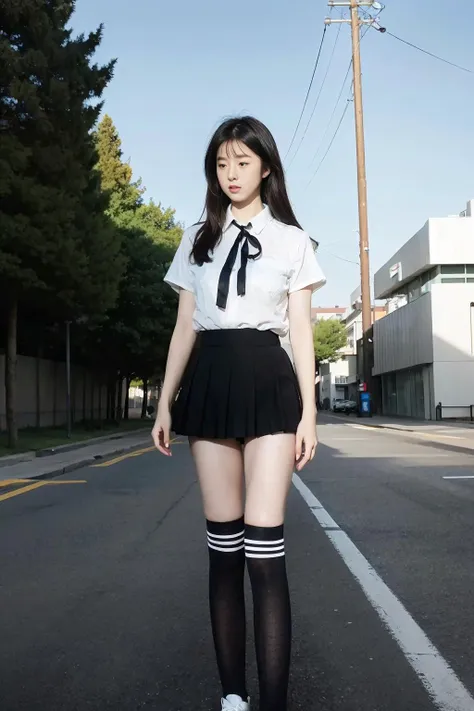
xmin=0 ymin=354 xmax=110 ymax=430
xmin=373 ymin=293 xmax=434 ymax=375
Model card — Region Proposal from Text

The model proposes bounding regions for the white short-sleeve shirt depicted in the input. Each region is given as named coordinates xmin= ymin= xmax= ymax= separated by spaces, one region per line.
xmin=164 ymin=204 xmax=326 ymax=337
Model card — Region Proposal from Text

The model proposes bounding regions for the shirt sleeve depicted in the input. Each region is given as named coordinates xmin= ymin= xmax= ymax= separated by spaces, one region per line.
xmin=288 ymin=231 xmax=326 ymax=294
xmin=163 ymin=226 xmax=196 ymax=293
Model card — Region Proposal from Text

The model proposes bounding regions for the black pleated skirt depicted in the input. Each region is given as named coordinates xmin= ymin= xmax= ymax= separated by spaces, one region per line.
xmin=171 ymin=329 xmax=302 ymax=440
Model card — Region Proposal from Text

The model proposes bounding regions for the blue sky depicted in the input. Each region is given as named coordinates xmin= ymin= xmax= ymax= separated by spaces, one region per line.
xmin=72 ymin=0 xmax=474 ymax=306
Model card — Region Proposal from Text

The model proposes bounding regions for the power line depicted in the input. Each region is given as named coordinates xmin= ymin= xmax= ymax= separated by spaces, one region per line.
xmin=307 ymin=59 xmax=352 ymax=170
xmin=287 ymin=21 xmax=343 ymax=169
xmin=306 ymin=24 xmax=370 ymax=172
xmin=383 ymin=30 xmax=473 ymax=75
xmin=305 ymin=94 xmax=352 ymax=190
xmin=304 ymin=22 xmax=371 ymax=184
xmin=318 ymin=246 xmax=359 ymax=266
xmin=284 ymin=26 xmax=328 ymax=160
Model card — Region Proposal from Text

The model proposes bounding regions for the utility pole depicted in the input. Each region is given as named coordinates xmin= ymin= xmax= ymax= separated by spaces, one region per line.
xmin=325 ymin=0 xmax=375 ymax=334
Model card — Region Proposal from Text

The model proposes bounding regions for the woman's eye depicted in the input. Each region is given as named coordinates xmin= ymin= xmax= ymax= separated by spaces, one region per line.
xmin=239 ymin=162 xmax=248 ymax=167
xmin=218 ymin=164 xmax=226 ymax=169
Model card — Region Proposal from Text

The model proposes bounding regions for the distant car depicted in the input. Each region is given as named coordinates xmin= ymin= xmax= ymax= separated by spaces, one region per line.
xmin=333 ymin=399 xmax=348 ymax=412
xmin=333 ymin=399 xmax=358 ymax=414
xmin=343 ymin=399 xmax=358 ymax=414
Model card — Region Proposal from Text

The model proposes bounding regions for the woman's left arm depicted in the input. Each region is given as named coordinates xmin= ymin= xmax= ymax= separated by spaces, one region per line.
xmin=288 ymin=287 xmax=318 ymax=471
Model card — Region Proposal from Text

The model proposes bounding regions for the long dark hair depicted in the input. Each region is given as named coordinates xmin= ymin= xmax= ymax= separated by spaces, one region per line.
xmin=191 ymin=116 xmax=302 ymax=265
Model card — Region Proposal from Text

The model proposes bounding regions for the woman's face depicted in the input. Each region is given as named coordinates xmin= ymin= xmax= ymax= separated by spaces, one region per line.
xmin=216 ymin=140 xmax=270 ymax=204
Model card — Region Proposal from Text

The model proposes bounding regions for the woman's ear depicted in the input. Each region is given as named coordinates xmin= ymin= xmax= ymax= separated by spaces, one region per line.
xmin=262 ymin=166 xmax=271 ymax=179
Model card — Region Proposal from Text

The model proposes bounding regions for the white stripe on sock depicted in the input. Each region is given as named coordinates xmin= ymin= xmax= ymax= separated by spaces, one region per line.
xmin=246 ymin=551 xmax=286 ymax=559
xmin=207 ymin=530 xmax=245 ymax=540
xmin=245 ymin=544 xmax=285 ymax=553
xmin=208 ymin=542 xmax=245 ymax=553
xmin=207 ymin=535 xmax=245 ymax=546
xmin=244 ymin=537 xmax=285 ymax=545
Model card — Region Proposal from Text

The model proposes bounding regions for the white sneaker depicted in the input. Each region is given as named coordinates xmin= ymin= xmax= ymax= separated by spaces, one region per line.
xmin=221 ymin=694 xmax=250 ymax=710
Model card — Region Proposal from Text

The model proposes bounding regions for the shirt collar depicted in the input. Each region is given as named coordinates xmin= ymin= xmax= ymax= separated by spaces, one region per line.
xmin=223 ymin=204 xmax=273 ymax=235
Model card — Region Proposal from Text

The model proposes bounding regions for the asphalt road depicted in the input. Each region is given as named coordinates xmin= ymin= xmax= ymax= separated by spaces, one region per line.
xmin=0 ymin=416 xmax=473 ymax=711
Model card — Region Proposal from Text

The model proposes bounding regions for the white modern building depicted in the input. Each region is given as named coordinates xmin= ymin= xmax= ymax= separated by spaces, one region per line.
xmin=310 ymin=305 xmax=357 ymax=407
xmin=373 ymin=199 xmax=474 ymax=420
xmin=342 ymin=286 xmax=387 ymax=356
xmin=318 ymin=356 xmax=357 ymax=407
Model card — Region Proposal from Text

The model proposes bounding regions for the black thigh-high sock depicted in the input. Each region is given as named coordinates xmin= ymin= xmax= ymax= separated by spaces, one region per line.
xmin=245 ymin=524 xmax=291 ymax=711
xmin=207 ymin=517 xmax=248 ymax=700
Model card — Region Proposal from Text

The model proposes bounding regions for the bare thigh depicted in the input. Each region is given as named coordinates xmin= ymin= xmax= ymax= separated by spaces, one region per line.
xmin=244 ymin=434 xmax=296 ymax=527
xmin=189 ymin=437 xmax=245 ymax=522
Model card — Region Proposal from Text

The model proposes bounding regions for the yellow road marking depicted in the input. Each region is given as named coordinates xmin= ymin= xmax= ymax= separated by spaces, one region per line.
xmin=0 ymin=479 xmax=87 ymax=503
xmin=92 ymin=445 xmax=156 ymax=467
xmin=0 ymin=479 xmax=87 ymax=487
xmin=91 ymin=438 xmax=185 ymax=467
xmin=0 ymin=481 xmax=46 ymax=502
xmin=0 ymin=479 xmax=34 ymax=487
xmin=44 ymin=480 xmax=87 ymax=484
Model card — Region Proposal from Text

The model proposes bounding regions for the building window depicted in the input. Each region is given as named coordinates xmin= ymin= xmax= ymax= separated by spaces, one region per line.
xmin=437 ymin=265 xmax=474 ymax=284
xmin=420 ymin=268 xmax=436 ymax=294
xmin=440 ymin=265 xmax=465 ymax=274
xmin=408 ymin=277 xmax=421 ymax=302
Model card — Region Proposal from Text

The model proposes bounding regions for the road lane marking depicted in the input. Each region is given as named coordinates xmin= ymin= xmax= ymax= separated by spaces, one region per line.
xmin=415 ymin=432 xmax=462 ymax=440
xmin=0 ymin=479 xmax=87 ymax=503
xmin=91 ymin=438 xmax=185 ymax=467
xmin=0 ymin=482 xmax=46 ymax=502
xmin=324 ymin=437 xmax=366 ymax=441
xmin=293 ymin=473 xmax=474 ymax=711
xmin=43 ymin=480 xmax=87 ymax=484
xmin=0 ymin=479 xmax=87 ymax=486
xmin=443 ymin=476 xmax=474 ymax=480
xmin=92 ymin=445 xmax=156 ymax=467
xmin=333 ymin=453 xmax=451 ymax=459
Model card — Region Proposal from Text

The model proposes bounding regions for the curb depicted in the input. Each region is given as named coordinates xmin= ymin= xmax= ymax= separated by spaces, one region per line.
xmin=348 ymin=420 xmax=474 ymax=456
xmin=0 ymin=426 xmax=151 ymax=467
xmin=34 ymin=427 xmax=150 ymax=458
xmin=27 ymin=439 xmax=153 ymax=482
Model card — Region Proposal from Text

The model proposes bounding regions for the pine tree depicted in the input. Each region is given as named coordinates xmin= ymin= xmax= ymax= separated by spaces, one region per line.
xmin=0 ymin=0 xmax=121 ymax=446
xmin=95 ymin=114 xmax=144 ymax=223
xmin=93 ymin=115 xmax=182 ymax=412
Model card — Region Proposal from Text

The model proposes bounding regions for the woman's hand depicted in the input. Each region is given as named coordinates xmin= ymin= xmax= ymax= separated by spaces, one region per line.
xmin=151 ymin=404 xmax=172 ymax=456
xmin=295 ymin=412 xmax=318 ymax=471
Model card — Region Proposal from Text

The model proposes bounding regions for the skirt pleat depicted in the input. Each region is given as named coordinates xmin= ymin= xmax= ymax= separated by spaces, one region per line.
xmin=171 ymin=329 xmax=302 ymax=440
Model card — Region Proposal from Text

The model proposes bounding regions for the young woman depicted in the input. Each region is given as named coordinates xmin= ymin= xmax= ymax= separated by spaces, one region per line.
xmin=152 ymin=116 xmax=326 ymax=711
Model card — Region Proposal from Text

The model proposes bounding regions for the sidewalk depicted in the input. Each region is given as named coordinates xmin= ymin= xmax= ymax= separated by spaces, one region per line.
xmin=324 ymin=412 xmax=474 ymax=453
xmin=2 ymin=429 xmax=152 ymax=482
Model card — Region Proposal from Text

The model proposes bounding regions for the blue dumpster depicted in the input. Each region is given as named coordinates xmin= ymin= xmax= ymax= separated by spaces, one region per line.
xmin=359 ymin=391 xmax=371 ymax=417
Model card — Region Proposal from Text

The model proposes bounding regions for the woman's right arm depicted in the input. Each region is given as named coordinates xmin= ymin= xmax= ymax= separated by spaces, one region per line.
xmin=152 ymin=289 xmax=196 ymax=455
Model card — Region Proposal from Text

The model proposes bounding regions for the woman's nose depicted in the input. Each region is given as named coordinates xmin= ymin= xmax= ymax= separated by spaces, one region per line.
xmin=227 ymin=163 xmax=238 ymax=181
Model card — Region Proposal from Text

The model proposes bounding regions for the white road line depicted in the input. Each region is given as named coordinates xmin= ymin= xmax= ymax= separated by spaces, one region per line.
xmin=293 ymin=473 xmax=474 ymax=711
xmin=324 ymin=437 xmax=365 ymax=441
xmin=344 ymin=422 xmax=465 ymax=441
xmin=332 ymin=453 xmax=451 ymax=459
xmin=443 ymin=476 xmax=474 ymax=480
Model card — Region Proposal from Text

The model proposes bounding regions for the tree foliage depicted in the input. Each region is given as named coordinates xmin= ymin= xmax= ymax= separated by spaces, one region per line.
xmin=92 ymin=115 xmax=182 ymax=392
xmin=0 ymin=7 xmax=183 ymax=445
xmin=313 ymin=318 xmax=348 ymax=363
xmin=0 ymin=0 xmax=120 ymax=445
